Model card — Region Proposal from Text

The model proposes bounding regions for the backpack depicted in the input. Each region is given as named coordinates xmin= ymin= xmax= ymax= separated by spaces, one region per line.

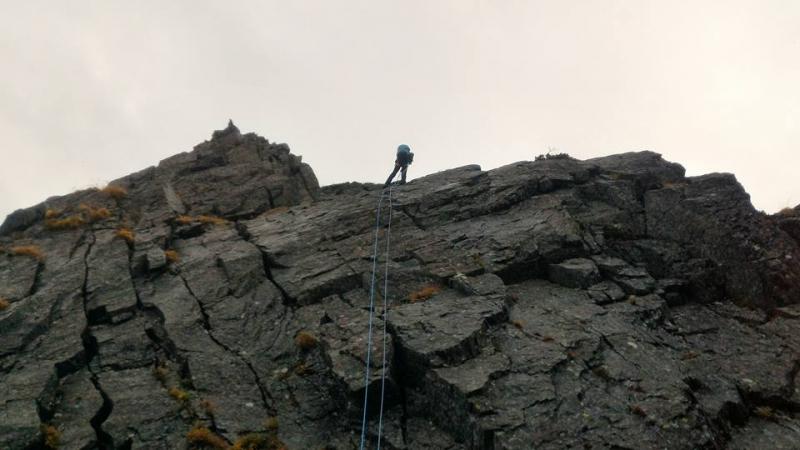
xmin=397 ymin=146 xmax=413 ymax=165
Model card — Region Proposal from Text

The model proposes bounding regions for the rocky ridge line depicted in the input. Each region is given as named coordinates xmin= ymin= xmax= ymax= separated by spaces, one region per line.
xmin=1 ymin=125 xmax=799 ymax=449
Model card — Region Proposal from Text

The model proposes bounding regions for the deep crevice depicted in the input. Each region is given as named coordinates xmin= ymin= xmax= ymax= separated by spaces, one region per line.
xmin=235 ymin=220 xmax=296 ymax=306
xmin=266 ymin=187 xmax=276 ymax=209
xmin=89 ymin=375 xmax=115 ymax=449
xmin=177 ymin=272 xmax=276 ymax=414
xmin=27 ymin=261 xmax=45 ymax=297
xmin=78 ymin=229 xmax=115 ymax=448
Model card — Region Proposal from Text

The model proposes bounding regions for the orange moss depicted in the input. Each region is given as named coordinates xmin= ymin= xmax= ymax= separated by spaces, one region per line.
xmin=541 ymin=335 xmax=555 ymax=343
xmin=10 ymin=245 xmax=45 ymax=261
xmin=294 ymin=331 xmax=318 ymax=350
xmin=778 ymin=207 xmax=797 ymax=216
xmin=408 ymin=284 xmax=442 ymax=303
xmin=101 ymin=185 xmax=128 ymax=200
xmin=41 ymin=424 xmax=61 ymax=449
xmin=164 ymin=250 xmax=180 ymax=264
xmin=186 ymin=426 xmax=229 ymax=449
xmin=115 ymin=228 xmax=135 ymax=244
xmin=0 ymin=298 xmax=9 ymax=311
xmin=510 ymin=320 xmax=524 ymax=330
xmin=45 ymin=209 xmax=60 ymax=219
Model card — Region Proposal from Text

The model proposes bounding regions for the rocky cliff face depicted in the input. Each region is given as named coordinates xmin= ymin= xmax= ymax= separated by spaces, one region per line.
xmin=1 ymin=126 xmax=799 ymax=450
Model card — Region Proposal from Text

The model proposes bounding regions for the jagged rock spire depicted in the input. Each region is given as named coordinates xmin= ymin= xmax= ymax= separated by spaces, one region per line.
xmin=211 ymin=119 xmax=241 ymax=141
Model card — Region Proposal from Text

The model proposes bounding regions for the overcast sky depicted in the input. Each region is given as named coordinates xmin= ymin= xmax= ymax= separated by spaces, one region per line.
xmin=2 ymin=0 xmax=799 ymax=223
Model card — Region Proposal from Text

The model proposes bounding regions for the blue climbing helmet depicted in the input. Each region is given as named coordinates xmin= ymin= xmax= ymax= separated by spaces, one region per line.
xmin=397 ymin=144 xmax=414 ymax=165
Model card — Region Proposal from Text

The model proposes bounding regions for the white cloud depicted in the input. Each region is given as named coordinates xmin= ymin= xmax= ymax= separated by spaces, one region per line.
xmin=2 ymin=0 xmax=799 ymax=223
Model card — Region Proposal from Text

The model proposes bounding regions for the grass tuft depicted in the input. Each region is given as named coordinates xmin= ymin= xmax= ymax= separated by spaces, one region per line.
xmin=164 ymin=250 xmax=180 ymax=264
xmin=10 ymin=245 xmax=45 ymax=261
xmin=175 ymin=215 xmax=195 ymax=225
xmin=264 ymin=206 xmax=290 ymax=218
xmin=592 ymin=365 xmax=612 ymax=381
xmin=79 ymin=204 xmax=112 ymax=222
xmin=101 ymin=185 xmax=128 ymax=200
xmin=175 ymin=215 xmax=228 ymax=226
xmin=681 ymin=350 xmax=700 ymax=361
xmin=510 ymin=320 xmax=524 ymax=330
xmin=168 ymin=387 xmax=190 ymax=403
xmin=197 ymin=215 xmax=228 ymax=225
xmin=629 ymin=383 xmax=646 ymax=393
xmin=778 ymin=207 xmax=797 ymax=216
xmin=115 ymin=228 xmax=135 ymax=244
xmin=187 ymin=426 xmax=228 ymax=449
xmin=754 ymin=406 xmax=777 ymax=420
xmin=294 ymin=331 xmax=318 ymax=350
xmin=293 ymin=362 xmax=313 ymax=376
xmin=661 ymin=181 xmax=687 ymax=189
xmin=41 ymin=424 xmax=61 ymax=449
xmin=152 ymin=365 xmax=169 ymax=383
xmin=629 ymin=404 xmax=648 ymax=417
xmin=45 ymin=209 xmax=59 ymax=219
xmin=408 ymin=284 xmax=442 ymax=303
xmin=541 ymin=335 xmax=555 ymax=343
xmin=263 ymin=416 xmax=279 ymax=431
xmin=45 ymin=215 xmax=85 ymax=230
xmin=535 ymin=151 xmax=574 ymax=161
xmin=232 ymin=434 xmax=266 ymax=450
xmin=232 ymin=433 xmax=287 ymax=450
xmin=200 ymin=399 xmax=216 ymax=417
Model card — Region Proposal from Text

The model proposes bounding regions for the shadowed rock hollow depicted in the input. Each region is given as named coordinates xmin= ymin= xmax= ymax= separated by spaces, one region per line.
xmin=1 ymin=125 xmax=799 ymax=449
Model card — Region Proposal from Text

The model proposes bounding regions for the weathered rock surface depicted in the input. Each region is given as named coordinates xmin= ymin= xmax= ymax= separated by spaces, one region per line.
xmin=1 ymin=127 xmax=799 ymax=449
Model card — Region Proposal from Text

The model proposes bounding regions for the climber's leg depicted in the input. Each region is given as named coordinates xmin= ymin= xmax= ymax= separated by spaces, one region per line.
xmin=384 ymin=164 xmax=401 ymax=188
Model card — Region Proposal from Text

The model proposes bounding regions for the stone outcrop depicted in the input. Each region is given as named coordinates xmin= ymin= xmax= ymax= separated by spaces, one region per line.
xmin=1 ymin=128 xmax=799 ymax=449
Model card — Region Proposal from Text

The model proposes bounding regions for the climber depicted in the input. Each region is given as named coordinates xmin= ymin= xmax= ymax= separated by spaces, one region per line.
xmin=383 ymin=144 xmax=414 ymax=188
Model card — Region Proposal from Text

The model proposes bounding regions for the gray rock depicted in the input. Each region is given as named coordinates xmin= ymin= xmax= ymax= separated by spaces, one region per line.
xmin=0 ymin=203 xmax=46 ymax=236
xmin=2 ymin=128 xmax=799 ymax=449
xmin=587 ymin=280 xmax=626 ymax=304
xmin=547 ymin=257 xmax=600 ymax=288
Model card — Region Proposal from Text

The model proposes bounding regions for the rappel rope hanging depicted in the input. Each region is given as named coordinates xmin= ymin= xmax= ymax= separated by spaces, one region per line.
xmin=359 ymin=185 xmax=394 ymax=450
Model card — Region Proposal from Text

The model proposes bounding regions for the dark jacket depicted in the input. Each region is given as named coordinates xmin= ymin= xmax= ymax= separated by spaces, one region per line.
xmin=396 ymin=145 xmax=413 ymax=166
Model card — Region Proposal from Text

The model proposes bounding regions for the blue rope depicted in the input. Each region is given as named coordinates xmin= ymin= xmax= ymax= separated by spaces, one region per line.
xmin=376 ymin=184 xmax=393 ymax=449
xmin=359 ymin=188 xmax=388 ymax=450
